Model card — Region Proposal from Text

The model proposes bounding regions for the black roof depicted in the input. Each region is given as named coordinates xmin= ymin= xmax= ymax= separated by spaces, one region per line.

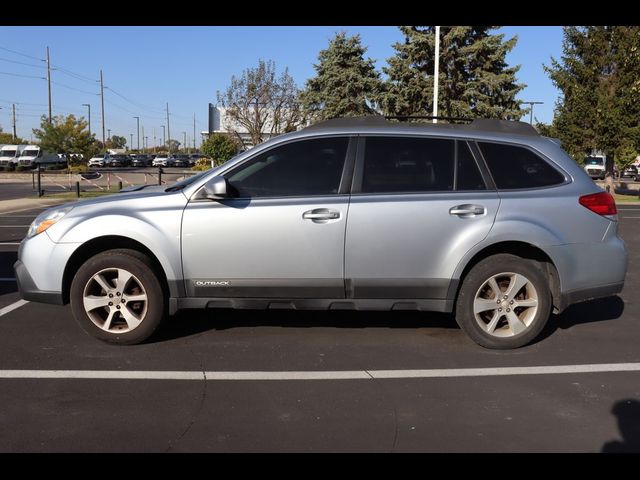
xmin=304 ymin=116 xmax=540 ymax=137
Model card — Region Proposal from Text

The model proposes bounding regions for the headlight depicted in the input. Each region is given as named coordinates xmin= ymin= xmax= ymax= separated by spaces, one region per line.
xmin=27 ymin=206 xmax=74 ymax=238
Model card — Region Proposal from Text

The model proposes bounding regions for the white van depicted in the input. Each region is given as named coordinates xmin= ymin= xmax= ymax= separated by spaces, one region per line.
xmin=0 ymin=145 xmax=22 ymax=166
xmin=17 ymin=145 xmax=64 ymax=168
xmin=584 ymin=154 xmax=606 ymax=180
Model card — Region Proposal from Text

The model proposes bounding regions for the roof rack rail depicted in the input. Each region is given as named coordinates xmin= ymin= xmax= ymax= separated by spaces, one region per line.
xmin=385 ymin=115 xmax=472 ymax=123
xmin=304 ymin=116 xmax=389 ymax=129
xmin=468 ymin=118 xmax=539 ymax=136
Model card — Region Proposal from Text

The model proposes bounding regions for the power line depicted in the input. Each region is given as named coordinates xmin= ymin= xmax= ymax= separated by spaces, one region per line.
xmin=51 ymin=65 xmax=97 ymax=84
xmin=0 ymin=71 xmax=45 ymax=79
xmin=104 ymin=86 xmax=165 ymax=114
xmin=0 ymin=45 xmax=44 ymax=62
xmin=0 ymin=56 xmax=46 ymax=69
xmin=50 ymin=80 xmax=98 ymax=96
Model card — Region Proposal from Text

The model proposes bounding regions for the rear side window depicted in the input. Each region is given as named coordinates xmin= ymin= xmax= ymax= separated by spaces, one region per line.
xmin=362 ymin=137 xmax=455 ymax=193
xmin=457 ymin=142 xmax=486 ymax=191
xmin=478 ymin=142 xmax=565 ymax=189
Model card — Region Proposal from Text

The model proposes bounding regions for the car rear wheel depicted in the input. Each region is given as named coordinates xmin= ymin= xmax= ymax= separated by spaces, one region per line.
xmin=455 ymin=254 xmax=552 ymax=349
xmin=70 ymin=249 xmax=166 ymax=345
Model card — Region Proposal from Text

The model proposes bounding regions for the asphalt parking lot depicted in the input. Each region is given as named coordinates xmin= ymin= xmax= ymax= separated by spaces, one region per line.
xmin=0 ymin=205 xmax=640 ymax=452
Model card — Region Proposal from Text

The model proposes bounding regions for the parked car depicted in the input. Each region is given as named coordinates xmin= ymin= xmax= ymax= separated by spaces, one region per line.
xmin=131 ymin=154 xmax=151 ymax=168
xmin=15 ymin=117 xmax=627 ymax=348
xmin=152 ymin=154 xmax=175 ymax=167
xmin=619 ymin=164 xmax=638 ymax=180
xmin=88 ymin=154 xmax=107 ymax=168
xmin=105 ymin=154 xmax=131 ymax=168
xmin=173 ymin=154 xmax=192 ymax=168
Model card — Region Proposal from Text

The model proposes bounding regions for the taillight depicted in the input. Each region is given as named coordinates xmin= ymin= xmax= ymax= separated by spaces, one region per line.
xmin=579 ymin=192 xmax=617 ymax=216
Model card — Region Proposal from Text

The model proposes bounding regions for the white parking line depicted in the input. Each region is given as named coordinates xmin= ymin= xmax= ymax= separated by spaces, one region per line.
xmin=0 ymin=242 xmax=21 ymax=245
xmin=0 ymin=225 xmax=30 ymax=228
xmin=0 ymin=300 xmax=29 ymax=317
xmin=1 ymin=363 xmax=640 ymax=381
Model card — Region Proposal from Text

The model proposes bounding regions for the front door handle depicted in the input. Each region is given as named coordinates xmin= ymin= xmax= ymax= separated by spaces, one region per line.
xmin=449 ymin=204 xmax=486 ymax=217
xmin=302 ymin=208 xmax=341 ymax=222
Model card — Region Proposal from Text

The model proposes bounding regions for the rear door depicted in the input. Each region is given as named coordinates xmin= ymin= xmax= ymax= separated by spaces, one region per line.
xmin=344 ymin=136 xmax=500 ymax=299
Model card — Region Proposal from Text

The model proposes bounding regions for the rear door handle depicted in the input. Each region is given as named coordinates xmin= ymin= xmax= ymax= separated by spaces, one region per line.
xmin=302 ymin=208 xmax=341 ymax=222
xmin=449 ymin=204 xmax=486 ymax=217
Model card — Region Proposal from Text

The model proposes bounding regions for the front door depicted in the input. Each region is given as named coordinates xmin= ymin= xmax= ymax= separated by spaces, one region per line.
xmin=345 ymin=136 xmax=500 ymax=299
xmin=181 ymin=136 xmax=354 ymax=298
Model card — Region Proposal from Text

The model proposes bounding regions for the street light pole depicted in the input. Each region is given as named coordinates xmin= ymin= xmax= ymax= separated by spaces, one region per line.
xmin=522 ymin=101 xmax=544 ymax=125
xmin=432 ymin=26 xmax=441 ymax=124
xmin=133 ymin=116 xmax=140 ymax=150
xmin=82 ymin=104 xmax=91 ymax=137
xmin=129 ymin=133 xmax=133 ymax=150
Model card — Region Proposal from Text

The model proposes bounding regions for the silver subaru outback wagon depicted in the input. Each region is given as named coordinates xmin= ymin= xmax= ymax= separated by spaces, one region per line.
xmin=14 ymin=117 xmax=627 ymax=348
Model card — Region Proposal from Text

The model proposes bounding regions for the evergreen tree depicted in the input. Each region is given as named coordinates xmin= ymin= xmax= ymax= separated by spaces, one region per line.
xmin=379 ymin=26 xmax=525 ymax=120
xmin=301 ymin=32 xmax=382 ymax=121
xmin=546 ymin=26 xmax=640 ymax=171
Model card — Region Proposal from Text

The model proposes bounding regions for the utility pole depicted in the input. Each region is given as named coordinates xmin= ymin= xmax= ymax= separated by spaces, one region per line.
xmin=166 ymin=103 xmax=171 ymax=154
xmin=145 ymin=136 xmax=148 ymax=153
xmin=46 ymin=47 xmax=52 ymax=124
xmin=12 ymin=104 xmax=17 ymax=141
xmin=153 ymin=127 xmax=156 ymax=153
xmin=193 ymin=113 xmax=196 ymax=151
xmin=82 ymin=103 xmax=91 ymax=136
xmin=133 ymin=116 xmax=140 ymax=150
xmin=129 ymin=133 xmax=133 ymax=150
xmin=161 ymin=125 xmax=166 ymax=150
xmin=432 ymin=26 xmax=441 ymax=124
xmin=522 ymin=101 xmax=544 ymax=125
xmin=107 ymin=128 xmax=111 ymax=139
xmin=141 ymin=124 xmax=145 ymax=153
xmin=183 ymin=131 xmax=186 ymax=153
xmin=100 ymin=70 xmax=106 ymax=146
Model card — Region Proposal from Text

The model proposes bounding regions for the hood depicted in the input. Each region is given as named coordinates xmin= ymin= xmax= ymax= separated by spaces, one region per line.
xmin=65 ymin=184 xmax=180 ymax=210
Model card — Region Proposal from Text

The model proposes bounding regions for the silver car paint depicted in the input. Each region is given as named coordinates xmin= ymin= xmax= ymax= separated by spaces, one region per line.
xmin=17 ymin=122 xmax=627 ymax=311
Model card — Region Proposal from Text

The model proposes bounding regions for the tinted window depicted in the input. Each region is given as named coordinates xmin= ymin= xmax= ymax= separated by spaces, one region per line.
xmin=457 ymin=142 xmax=486 ymax=191
xmin=362 ymin=137 xmax=454 ymax=193
xmin=479 ymin=142 xmax=565 ymax=189
xmin=226 ymin=137 xmax=348 ymax=198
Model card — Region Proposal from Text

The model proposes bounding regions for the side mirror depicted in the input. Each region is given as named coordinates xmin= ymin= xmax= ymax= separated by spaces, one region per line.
xmin=201 ymin=175 xmax=230 ymax=200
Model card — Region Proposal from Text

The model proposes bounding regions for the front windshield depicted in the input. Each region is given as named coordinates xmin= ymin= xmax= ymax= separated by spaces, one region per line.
xmin=1 ymin=150 xmax=17 ymax=158
xmin=21 ymin=149 xmax=38 ymax=157
xmin=585 ymin=157 xmax=604 ymax=166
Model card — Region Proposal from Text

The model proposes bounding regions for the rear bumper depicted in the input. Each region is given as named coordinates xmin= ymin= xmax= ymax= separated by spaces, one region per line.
xmin=557 ymin=281 xmax=624 ymax=312
xmin=14 ymin=259 xmax=64 ymax=305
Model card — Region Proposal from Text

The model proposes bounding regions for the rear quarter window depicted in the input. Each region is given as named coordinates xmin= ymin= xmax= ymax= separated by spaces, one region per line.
xmin=478 ymin=142 xmax=565 ymax=189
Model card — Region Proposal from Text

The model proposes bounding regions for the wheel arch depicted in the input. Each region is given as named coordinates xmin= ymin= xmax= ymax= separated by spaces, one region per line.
xmin=450 ymin=241 xmax=562 ymax=313
xmin=61 ymin=235 xmax=177 ymax=305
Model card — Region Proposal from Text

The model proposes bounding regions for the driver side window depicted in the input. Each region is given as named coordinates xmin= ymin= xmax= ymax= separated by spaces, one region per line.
xmin=225 ymin=137 xmax=349 ymax=198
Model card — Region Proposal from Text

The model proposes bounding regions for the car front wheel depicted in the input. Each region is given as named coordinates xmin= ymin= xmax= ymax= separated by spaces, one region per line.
xmin=70 ymin=249 xmax=166 ymax=345
xmin=455 ymin=254 xmax=552 ymax=349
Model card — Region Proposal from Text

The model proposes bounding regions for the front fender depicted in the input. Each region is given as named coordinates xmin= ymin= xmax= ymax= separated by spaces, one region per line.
xmin=47 ymin=207 xmax=184 ymax=285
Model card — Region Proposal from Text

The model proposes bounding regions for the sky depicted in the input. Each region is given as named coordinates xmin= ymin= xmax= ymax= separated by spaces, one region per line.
xmin=0 ymin=26 xmax=564 ymax=148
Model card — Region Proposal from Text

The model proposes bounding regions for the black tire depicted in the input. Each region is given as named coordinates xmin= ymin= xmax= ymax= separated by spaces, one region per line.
xmin=455 ymin=253 xmax=552 ymax=349
xmin=70 ymin=249 xmax=166 ymax=345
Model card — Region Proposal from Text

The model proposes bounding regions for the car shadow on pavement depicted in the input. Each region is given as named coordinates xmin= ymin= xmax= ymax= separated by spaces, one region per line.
xmin=602 ymin=399 xmax=640 ymax=453
xmin=537 ymin=296 xmax=625 ymax=343
xmin=153 ymin=308 xmax=457 ymax=343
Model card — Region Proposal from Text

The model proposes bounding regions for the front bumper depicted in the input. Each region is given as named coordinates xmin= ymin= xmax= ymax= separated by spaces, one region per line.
xmin=14 ymin=259 xmax=64 ymax=305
